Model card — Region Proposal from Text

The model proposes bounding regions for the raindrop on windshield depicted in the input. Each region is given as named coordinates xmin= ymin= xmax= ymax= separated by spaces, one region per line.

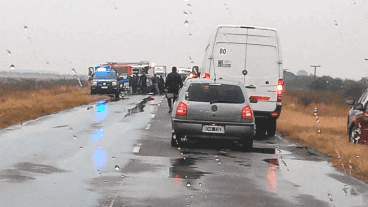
xmin=184 ymin=20 xmax=189 ymax=26
xmin=104 ymin=180 xmax=107 ymax=184
xmin=199 ymin=183 xmax=202 ymax=186
xmin=184 ymin=11 xmax=188 ymax=16
xmin=80 ymin=146 xmax=83 ymax=149
xmin=24 ymin=26 xmax=28 ymax=30
xmin=218 ymin=162 xmax=221 ymax=165
xmin=190 ymin=195 xmax=194 ymax=198
xmin=69 ymin=127 xmax=73 ymax=131
xmin=7 ymin=50 xmax=11 ymax=55
xmin=121 ymin=175 xmax=125 ymax=178
xmin=178 ymin=147 xmax=181 ymax=150
xmin=216 ymin=158 xmax=219 ymax=161
xmin=112 ymin=157 xmax=116 ymax=159
xmin=222 ymin=169 xmax=225 ymax=172
xmin=115 ymin=165 xmax=120 ymax=170
xmin=188 ymin=4 xmax=191 ymax=8
xmin=73 ymin=135 xmax=77 ymax=139
xmin=186 ymin=182 xmax=191 ymax=187
xmin=10 ymin=65 xmax=15 ymax=70
xmin=187 ymin=204 xmax=190 ymax=207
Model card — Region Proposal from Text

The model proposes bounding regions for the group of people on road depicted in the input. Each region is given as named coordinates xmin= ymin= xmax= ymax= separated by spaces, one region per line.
xmin=127 ymin=66 xmax=184 ymax=113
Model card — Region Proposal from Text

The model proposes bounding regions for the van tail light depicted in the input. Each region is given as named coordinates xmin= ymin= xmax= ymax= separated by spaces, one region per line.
xmin=270 ymin=105 xmax=282 ymax=118
xmin=241 ymin=105 xmax=253 ymax=120
xmin=176 ymin=102 xmax=188 ymax=117
xmin=201 ymin=73 xmax=210 ymax=79
xmin=277 ymin=79 xmax=285 ymax=102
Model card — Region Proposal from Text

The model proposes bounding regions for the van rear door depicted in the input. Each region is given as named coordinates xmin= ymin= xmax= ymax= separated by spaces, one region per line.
xmin=204 ymin=26 xmax=282 ymax=112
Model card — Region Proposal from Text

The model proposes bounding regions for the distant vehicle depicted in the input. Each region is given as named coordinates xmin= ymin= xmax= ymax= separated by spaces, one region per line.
xmin=200 ymin=25 xmax=284 ymax=137
xmin=177 ymin=67 xmax=191 ymax=81
xmin=90 ymin=66 xmax=120 ymax=98
xmin=346 ymin=89 xmax=368 ymax=144
xmin=154 ymin=66 xmax=167 ymax=77
xmin=170 ymin=78 xmax=257 ymax=150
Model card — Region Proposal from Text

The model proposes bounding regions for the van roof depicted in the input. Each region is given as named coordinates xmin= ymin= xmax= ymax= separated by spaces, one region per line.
xmin=216 ymin=25 xmax=277 ymax=31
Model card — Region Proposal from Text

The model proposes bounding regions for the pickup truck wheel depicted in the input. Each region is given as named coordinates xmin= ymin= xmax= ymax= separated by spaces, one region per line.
xmin=266 ymin=119 xmax=277 ymax=136
xmin=349 ymin=125 xmax=358 ymax=144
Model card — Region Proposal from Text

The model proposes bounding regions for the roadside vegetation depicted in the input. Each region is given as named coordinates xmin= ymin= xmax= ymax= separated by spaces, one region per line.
xmin=0 ymin=77 xmax=108 ymax=129
xmin=278 ymin=74 xmax=368 ymax=183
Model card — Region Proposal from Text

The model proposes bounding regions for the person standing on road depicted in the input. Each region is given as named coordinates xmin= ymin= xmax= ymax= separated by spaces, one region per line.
xmin=165 ymin=66 xmax=183 ymax=113
xmin=152 ymin=74 xmax=159 ymax=95
xmin=130 ymin=74 xmax=138 ymax=95
xmin=139 ymin=73 xmax=147 ymax=94
xmin=158 ymin=75 xmax=165 ymax=95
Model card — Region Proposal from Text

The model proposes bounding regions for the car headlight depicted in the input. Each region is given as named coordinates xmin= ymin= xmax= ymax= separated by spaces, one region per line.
xmin=112 ymin=81 xmax=117 ymax=86
xmin=92 ymin=81 xmax=97 ymax=86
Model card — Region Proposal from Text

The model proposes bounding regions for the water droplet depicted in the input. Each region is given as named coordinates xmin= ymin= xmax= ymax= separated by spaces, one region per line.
xmin=121 ymin=175 xmax=125 ymax=178
xmin=187 ymin=204 xmax=190 ymax=207
xmin=184 ymin=20 xmax=189 ymax=26
xmin=199 ymin=183 xmax=202 ymax=186
xmin=222 ymin=169 xmax=225 ymax=172
xmin=186 ymin=182 xmax=191 ymax=187
xmin=115 ymin=165 xmax=120 ymax=170
xmin=184 ymin=11 xmax=188 ymax=16
xmin=190 ymin=195 xmax=194 ymax=198
xmin=317 ymin=129 xmax=321 ymax=133
xmin=188 ymin=4 xmax=191 ymax=8
xmin=7 ymin=50 xmax=11 ymax=55
xmin=185 ymin=175 xmax=188 ymax=178
xmin=24 ymin=26 xmax=28 ymax=30
xmin=216 ymin=158 xmax=219 ymax=161
xmin=357 ymin=156 xmax=359 ymax=158
xmin=181 ymin=153 xmax=184 ymax=155
xmin=202 ymin=190 xmax=205 ymax=193
xmin=104 ymin=180 xmax=107 ymax=183
xmin=218 ymin=162 xmax=221 ymax=165
xmin=69 ymin=127 xmax=73 ymax=131
xmin=316 ymin=116 xmax=318 ymax=119
xmin=80 ymin=146 xmax=83 ymax=149
xmin=112 ymin=157 xmax=116 ymax=159
xmin=10 ymin=65 xmax=15 ymax=70
xmin=184 ymin=157 xmax=186 ymax=160
xmin=73 ymin=135 xmax=77 ymax=139
xmin=178 ymin=147 xmax=181 ymax=150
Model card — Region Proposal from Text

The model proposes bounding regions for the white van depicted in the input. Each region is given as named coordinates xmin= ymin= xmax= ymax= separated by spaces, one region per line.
xmin=200 ymin=25 xmax=284 ymax=137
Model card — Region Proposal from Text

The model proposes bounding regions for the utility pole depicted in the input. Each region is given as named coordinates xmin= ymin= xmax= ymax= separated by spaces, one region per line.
xmin=310 ymin=65 xmax=320 ymax=80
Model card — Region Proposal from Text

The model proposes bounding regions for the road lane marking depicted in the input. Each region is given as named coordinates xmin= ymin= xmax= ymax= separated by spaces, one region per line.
xmin=133 ymin=143 xmax=142 ymax=153
xmin=145 ymin=124 xmax=151 ymax=129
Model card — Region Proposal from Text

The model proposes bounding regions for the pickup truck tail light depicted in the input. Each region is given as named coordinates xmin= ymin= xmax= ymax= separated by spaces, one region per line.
xmin=176 ymin=102 xmax=188 ymax=117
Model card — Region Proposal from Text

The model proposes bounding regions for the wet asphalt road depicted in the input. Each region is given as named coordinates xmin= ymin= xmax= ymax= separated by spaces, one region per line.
xmin=1 ymin=95 xmax=368 ymax=207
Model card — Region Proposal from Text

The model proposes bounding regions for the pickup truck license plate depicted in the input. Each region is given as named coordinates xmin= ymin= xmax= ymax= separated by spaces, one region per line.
xmin=101 ymin=86 xmax=108 ymax=89
xmin=202 ymin=125 xmax=224 ymax=133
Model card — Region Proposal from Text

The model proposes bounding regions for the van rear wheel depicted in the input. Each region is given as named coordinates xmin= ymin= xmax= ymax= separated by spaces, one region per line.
xmin=266 ymin=119 xmax=277 ymax=136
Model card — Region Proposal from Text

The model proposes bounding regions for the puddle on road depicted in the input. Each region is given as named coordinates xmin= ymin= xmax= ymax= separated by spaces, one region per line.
xmin=0 ymin=162 xmax=67 ymax=183
xmin=169 ymin=157 xmax=210 ymax=180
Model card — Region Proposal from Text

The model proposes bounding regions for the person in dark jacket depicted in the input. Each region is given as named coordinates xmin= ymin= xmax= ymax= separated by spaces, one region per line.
xmin=158 ymin=75 xmax=165 ymax=95
xmin=165 ymin=66 xmax=183 ymax=113
xmin=139 ymin=73 xmax=147 ymax=94
xmin=129 ymin=74 xmax=138 ymax=94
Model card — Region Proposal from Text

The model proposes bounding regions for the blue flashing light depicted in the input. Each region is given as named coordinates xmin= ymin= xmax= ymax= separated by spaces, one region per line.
xmin=93 ymin=148 xmax=107 ymax=172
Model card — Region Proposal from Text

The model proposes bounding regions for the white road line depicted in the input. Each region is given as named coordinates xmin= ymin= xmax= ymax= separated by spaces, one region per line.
xmin=133 ymin=143 xmax=142 ymax=153
xmin=145 ymin=124 xmax=151 ymax=129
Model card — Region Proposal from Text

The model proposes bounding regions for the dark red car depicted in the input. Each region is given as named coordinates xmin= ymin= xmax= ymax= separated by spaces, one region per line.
xmin=346 ymin=89 xmax=368 ymax=144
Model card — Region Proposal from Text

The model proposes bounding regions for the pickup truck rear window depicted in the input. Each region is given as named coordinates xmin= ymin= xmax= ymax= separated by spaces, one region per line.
xmin=187 ymin=83 xmax=245 ymax=103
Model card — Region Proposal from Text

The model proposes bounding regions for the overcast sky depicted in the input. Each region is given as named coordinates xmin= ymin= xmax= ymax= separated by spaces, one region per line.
xmin=1 ymin=0 xmax=368 ymax=80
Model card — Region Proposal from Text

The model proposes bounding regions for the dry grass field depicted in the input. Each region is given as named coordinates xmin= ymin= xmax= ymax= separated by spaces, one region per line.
xmin=277 ymin=88 xmax=368 ymax=183
xmin=0 ymin=77 xmax=108 ymax=129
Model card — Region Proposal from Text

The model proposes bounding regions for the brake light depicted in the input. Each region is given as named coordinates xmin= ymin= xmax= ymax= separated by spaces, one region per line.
xmin=277 ymin=79 xmax=284 ymax=102
xmin=270 ymin=111 xmax=279 ymax=117
xmin=250 ymin=95 xmax=270 ymax=101
xmin=241 ymin=105 xmax=253 ymax=120
xmin=176 ymin=102 xmax=188 ymax=117
xmin=201 ymin=73 xmax=210 ymax=79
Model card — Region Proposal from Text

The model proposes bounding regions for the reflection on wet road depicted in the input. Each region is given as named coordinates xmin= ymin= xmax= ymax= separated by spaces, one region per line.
xmin=1 ymin=95 xmax=368 ymax=207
